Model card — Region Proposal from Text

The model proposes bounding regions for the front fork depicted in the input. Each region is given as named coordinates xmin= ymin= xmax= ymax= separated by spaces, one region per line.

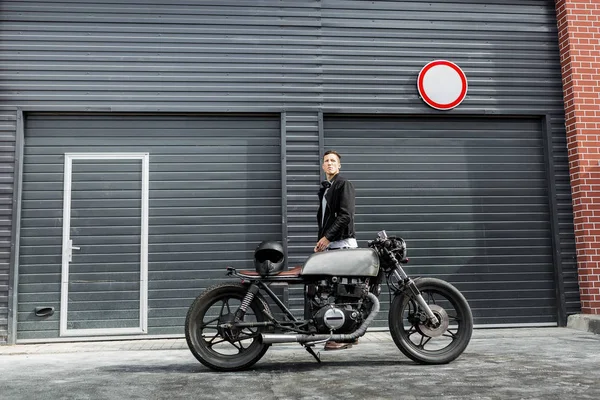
xmin=391 ymin=269 xmax=440 ymax=326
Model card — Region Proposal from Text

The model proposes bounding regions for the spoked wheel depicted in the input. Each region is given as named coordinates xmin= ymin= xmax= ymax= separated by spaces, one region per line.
xmin=185 ymin=283 xmax=270 ymax=371
xmin=389 ymin=277 xmax=473 ymax=364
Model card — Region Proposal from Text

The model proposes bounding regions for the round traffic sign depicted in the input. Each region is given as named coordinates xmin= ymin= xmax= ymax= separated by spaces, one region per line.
xmin=417 ymin=60 xmax=468 ymax=110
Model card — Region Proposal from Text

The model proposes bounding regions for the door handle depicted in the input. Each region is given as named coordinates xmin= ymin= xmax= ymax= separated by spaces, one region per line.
xmin=67 ymin=239 xmax=80 ymax=262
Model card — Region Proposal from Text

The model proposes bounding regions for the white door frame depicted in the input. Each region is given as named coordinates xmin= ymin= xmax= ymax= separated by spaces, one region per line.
xmin=60 ymin=153 xmax=149 ymax=337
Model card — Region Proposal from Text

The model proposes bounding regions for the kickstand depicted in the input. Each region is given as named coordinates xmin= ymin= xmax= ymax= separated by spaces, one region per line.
xmin=303 ymin=344 xmax=321 ymax=363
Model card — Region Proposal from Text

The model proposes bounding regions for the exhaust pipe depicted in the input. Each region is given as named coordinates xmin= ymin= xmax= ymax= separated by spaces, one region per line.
xmin=262 ymin=292 xmax=380 ymax=344
xmin=261 ymin=334 xmax=302 ymax=344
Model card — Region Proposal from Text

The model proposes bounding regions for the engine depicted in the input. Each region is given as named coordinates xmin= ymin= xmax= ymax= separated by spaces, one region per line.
xmin=306 ymin=276 xmax=375 ymax=334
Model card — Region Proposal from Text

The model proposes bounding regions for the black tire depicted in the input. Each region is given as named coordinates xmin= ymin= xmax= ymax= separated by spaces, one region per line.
xmin=185 ymin=283 xmax=270 ymax=371
xmin=389 ymin=277 xmax=473 ymax=364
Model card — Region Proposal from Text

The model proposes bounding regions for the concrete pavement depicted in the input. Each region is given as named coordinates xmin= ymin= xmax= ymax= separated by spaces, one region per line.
xmin=0 ymin=328 xmax=599 ymax=400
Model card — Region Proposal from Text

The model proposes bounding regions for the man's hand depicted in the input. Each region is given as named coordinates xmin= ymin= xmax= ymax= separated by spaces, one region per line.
xmin=314 ymin=237 xmax=330 ymax=252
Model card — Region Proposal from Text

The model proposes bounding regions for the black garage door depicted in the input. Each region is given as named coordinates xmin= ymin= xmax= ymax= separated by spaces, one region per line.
xmin=18 ymin=114 xmax=281 ymax=340
xmin=325 ymin=115 xmax=556 ymax=326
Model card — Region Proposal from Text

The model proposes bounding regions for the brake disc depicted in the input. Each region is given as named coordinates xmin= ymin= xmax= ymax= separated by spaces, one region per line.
xmin=417 ymin=304 xmax=449 ymax=338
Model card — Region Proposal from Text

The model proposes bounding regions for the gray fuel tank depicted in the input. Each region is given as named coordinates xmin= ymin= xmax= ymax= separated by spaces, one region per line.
xmin=301 ymin=248 xmax=380 ymax=277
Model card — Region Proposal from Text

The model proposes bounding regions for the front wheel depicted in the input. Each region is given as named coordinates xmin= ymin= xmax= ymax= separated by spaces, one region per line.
xmin=185 ymin=283 xmax=270 ymax=371
xmin=389 ymin=277 xmax=473 ymax=364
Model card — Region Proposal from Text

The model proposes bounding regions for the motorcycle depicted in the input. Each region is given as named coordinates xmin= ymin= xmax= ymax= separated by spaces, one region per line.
xmin=185 ymin=230 xmax=473 ymax=371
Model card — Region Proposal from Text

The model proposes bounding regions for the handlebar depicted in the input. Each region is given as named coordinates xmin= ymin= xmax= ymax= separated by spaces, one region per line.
xmin=368 ymin=234 xmax=409 ymax=264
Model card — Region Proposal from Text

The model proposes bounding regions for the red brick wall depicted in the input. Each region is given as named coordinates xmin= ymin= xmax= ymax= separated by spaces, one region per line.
xmin=556 ymin=0 xmax=600 ymax=315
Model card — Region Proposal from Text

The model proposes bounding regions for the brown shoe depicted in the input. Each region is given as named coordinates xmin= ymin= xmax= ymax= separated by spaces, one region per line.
xmin=323 ymin=341 xmax=352 ymax=351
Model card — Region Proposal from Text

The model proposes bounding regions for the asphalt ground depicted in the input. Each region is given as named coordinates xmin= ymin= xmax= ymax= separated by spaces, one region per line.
xmin=0 ymin=327 xmax=599 ymax=400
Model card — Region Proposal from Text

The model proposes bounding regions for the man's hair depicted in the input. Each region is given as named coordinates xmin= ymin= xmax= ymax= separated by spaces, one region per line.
xmin=323 ymin=150 xmax=341 ymax=162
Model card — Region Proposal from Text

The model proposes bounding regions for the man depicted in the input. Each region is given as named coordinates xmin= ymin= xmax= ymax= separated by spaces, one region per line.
xmin=315 ymin=150 xmax=358 ymax=350
xmin=315 ymin=150 xmax=357 ymax=253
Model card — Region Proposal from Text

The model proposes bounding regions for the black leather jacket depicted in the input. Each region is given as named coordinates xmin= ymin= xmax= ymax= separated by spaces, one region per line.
xmin=317 ymin=174 xmax=356 ymax=242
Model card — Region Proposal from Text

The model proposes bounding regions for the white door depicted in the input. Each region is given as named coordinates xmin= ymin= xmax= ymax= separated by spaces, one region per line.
xmin=60 ymin=153 xmax=149 ymax=337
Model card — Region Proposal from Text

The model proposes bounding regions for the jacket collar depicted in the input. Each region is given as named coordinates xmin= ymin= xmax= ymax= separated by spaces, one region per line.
xmin=327 ymin=173 xmax=340 ymax=184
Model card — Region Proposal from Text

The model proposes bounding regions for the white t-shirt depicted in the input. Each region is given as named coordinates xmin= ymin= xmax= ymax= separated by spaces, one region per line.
xmin=328 ymin=238 xmax=358 ymax=250
xmin=321 ymin=185 xmax=329 ymax=226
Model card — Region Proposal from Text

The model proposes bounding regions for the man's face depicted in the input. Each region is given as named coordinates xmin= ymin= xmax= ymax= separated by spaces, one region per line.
xmin=322 ymin=153 xmax=341 ymax=178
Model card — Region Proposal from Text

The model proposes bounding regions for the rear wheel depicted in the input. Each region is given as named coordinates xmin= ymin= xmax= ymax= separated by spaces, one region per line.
xmin=389 ymin=277 xmax=473 ymax=364
xmin=185 ymin=283 xmax=270 ymax=371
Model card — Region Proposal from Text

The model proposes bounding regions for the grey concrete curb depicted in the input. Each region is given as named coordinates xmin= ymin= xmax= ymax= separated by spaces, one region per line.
xmin=567 ymin=313 xmax=600 ymax=335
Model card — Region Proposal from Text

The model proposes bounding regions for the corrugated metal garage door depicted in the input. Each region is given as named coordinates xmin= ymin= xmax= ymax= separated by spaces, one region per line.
xmin=325 ymin=115 xmax=556 ymax=326
xmin=18 ymin=114 xmax=281 ymax=340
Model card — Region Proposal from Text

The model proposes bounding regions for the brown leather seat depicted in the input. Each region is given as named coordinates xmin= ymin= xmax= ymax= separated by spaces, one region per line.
xmin=238 ymin=265 xmax=302 ymax=277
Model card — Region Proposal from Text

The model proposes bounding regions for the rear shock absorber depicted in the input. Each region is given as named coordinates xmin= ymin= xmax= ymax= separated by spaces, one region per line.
xmin=234 ymin=284 xmax=260 ymax=321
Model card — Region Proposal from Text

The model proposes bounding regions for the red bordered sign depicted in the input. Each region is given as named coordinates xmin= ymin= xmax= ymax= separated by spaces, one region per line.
xmin=417 ymin=60 xmax=468 ymax=110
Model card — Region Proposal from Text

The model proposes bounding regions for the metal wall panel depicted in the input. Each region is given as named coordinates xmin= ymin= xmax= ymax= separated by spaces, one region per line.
xmin=325 ymin=115 xmax=555 ymax=325
xmin=0 ymin=0 xmax=323 ymax=111
xmin=0 ymin=0 xmax=579 ymax=339
xmin=284 ymin=111 xmax=320 ymax=317
xmin=18 ymin=114 xmax=281 ymax=339
xmin=0 ymin=110 xmax=16 ymax=343
xmin=321 ymin=1 xmax=564 ymax=110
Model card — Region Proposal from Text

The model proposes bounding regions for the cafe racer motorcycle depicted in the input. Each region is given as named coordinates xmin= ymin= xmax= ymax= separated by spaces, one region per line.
xmin=185 ymin=231 xmax=473 ymax=371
